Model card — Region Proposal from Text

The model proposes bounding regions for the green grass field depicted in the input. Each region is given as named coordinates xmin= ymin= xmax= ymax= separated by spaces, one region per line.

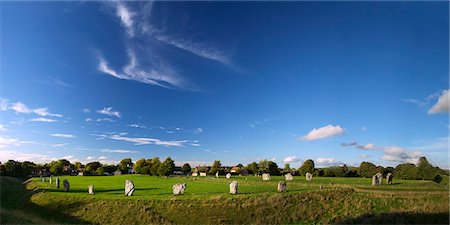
xmin=1 ymin=175 xmax=449 ymax=224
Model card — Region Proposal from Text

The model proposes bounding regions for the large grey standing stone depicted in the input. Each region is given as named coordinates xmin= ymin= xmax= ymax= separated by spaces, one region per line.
xmin=305 ymin=172 xmax=313 ymax=181
xmin=41 ymin=177 xmax=46 ymax=182
xmin=49 ymin=176 xmax=52 ymax=184
xmin=262 ymin=173 xmax=271 ymax=181
xmin=88 ymin=185 xmax=95 ymax=195
xmin=229 ymin=181 xmax=238 ymax=194
xmin=63 ymin=179 xmax=70 ymax=192
xmin=284 ymin=173 xmax=293 ymax=181
xmin=192 ymin=172 xmax=198 ymax=177
xmin=372 ymin=172 xmax=383 ymax=186
xmin=386 ymin=173 xmax=393 ymax=185
xmin=125 ymin=180 xmax=135 ymax=196
xmin=215 ymin=171 xmax=219 ymax=178
xmin=56 ymin=177 xmax=60 ymax=188
xmin=172 ymin=183 xmax=187 ymax=195
xmin=277 ymin=181 xmax=287 ymax=192
xmin=226 ymin=173 xmax=231 ymax=179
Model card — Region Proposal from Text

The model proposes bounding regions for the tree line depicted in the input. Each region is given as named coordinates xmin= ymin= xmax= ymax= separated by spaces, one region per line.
xmin=0 ymin=156 xmax=447 ymax=183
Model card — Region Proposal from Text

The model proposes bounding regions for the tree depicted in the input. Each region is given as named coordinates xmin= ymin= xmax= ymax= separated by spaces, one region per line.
xmin=417 ymin=157 xmax=436 ymax=180
xmin=394 ymin=163 xmax=417 ymax=180
xmin=21 ymin=161 xmax=36 ymax=176
xmin=118 ymin=158 xmax=133 ymax=174
xmin=245 ymin=162 xmax=259 ymax=175
xmin=158 ymin=157 xmax=175 ymax=176
xmin=75 ymin=162 xmax=84 ymax=170
xmin=133 ymin=158 xmax=148 ymax=174
xmin=149 ymin=157 xmax=161 ymax=176
xmin=181 ymin=163 xmax=191 ymax=174
xmin=209 ymin=160 xmax=222 ymax=175
xmin=96 ymin=166 xmax=105 ymax=175
xmin=86 ymin=162 xmax=102 ymax=174
xmin=258 ymin=160 xmax=279 ymax=175
xmin=358 ymin=161 xmax=377 ymax=178
xmin=299 ymin=159 xmax=315 ymax=175
xmin=4 ymin=160 xmax=23 ymax=177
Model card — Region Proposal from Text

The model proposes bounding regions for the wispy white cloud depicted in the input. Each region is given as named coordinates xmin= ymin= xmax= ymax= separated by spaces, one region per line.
xmin=428 ymin=89 xmax=449 ymax=114
xmin=96 ymin=118 xmax=115 ymax=122
xmin=301 ymin=125 xmax=345 ymax=141
xmin=316 ymin=158 xmax=344 ymax=167
xmin=82 ymin=108 xmax=90 ymax=113
xmin=32 ymin=108 xmax=63 ymax=117
xmin=52 ymin=143 xmax=68 ymax=148
xmin=49 ymin=133 xmax=76 ymax=138
xmin=0 ymin=124 xmax=7 ymax=132
xmin=10 ymin=102 xmax=32 ymax=113
xmin=97 ymin=50 xmax=191 ymax=91
xmin=101 ymin=133 xmax=188 ymax=147
xmin=114 ymin=2 xmax=135 ymax=37
xmin=101 ymin=149 xmax=138 ymax=153
xmin=282 ymin=156 xmax=302 ymax=164
xmin=3 ymin=99 xmax=63 ymax=118
xmin=97 ymin=107 xmax=121 ymax=118
xmin=29 ymin=118 xmax=57 ymax=123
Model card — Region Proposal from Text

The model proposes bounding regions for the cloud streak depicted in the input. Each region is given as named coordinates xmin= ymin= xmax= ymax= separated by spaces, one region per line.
xmin=99 ymin=133 xmax=188 ymax=147
xmin=97 ymin=107 xmax=121 ymax=118
xmin=50 ymin=133 xmax=76 ymax=138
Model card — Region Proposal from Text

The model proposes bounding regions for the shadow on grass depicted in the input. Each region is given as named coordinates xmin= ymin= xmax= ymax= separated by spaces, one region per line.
xmin=336 ymin=211 xmax=450 ymax=224
xmin=43 ymin=187 xmax=161 ymax=194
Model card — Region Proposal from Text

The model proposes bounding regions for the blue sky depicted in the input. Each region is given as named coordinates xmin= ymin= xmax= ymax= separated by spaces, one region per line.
xmin=1 ymin=1 xmax=448 ymax=168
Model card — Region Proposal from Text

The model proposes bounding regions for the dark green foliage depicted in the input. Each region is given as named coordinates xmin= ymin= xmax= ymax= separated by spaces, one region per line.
xmin=258 ymin=160 xmax=279 ymax=175
xmin=3 ymin=160 xmax=23 ymax=177
xmin=86 ymin=161 xmax=102 ymax=174
xmin=245 ymin=162 xmax=259 ymax=174
xmin=157 ymin=157 xmax=175 ymax=176
xmin=417 ymin=157 xmax=437 ymax=180
xmin=394 ymin=163 xmax=418 ymax=180
xmin=433 ymin=175 xmax=443 ymax=183
xmin=209 ymin=160 xmax=221 ymax=175
xmin=299 ymin=159 xmax=315 ymax=175
xmin=181 ymin=163 xmax=191 ymax=174
xmin=118 ymin=158 xmax=133 ymax=174
xmin=358 ymin=162 xmax=377 ymax=178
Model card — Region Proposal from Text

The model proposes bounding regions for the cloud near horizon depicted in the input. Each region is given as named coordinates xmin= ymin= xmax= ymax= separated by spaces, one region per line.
xmin=301 ymin=125 xmax=345 ymax=141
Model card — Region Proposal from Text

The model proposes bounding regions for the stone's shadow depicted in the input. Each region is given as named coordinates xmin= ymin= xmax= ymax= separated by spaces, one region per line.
xmin=43 ymin=187 xmax=161 ymax=193
xmin=1 ymin=178 xmax=94 ymax=225
xmin=336 ymin=212 xmax=449 ymax=224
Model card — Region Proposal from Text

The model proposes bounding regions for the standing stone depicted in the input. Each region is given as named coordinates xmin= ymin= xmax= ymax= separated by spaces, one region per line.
xmin=125 ymin=180 xmax=135 ymax=196
xmin=226 ymin=173 xmax=231 ymax=179
xmin=372 ymin=172 xmax=383 ymax=186
xmin=262 ymin=173 xmax=271 ymax=181
xmin=200 ymin=172 xmax=207 ymax=177
xmin=215 ymin=171 xmax=219 ymax=178
xmin=41 ymin=177 xmax=45 ymax=182
xmin=172 ymin=183 xmax=187 ymax=195
xmin=63 ymin=179 xmax=70 ymax=192
xmin=284 ymin=173 xmax=293 ymax=181
xmin=229 ymin=181 xmax=238 ymax=194
xmin=88 ymin=185 xmax=95 ymax=195
xmin=372 ymin=175 xmax=377 ymax=185
xmin=377 ymin=172 xmax=383 ymax=185
xmin=49 ymin=176 xmax=52 ymax=184
xmin=56 ymin=177 xmax=60 ymax=188
xmin=305 ymin=172 xmax=313 ymax=181
xmin=386 ymin=173 xmax=393 ymax=185
xmin=192 ymin=172 xmax=198 ymax=177
xmin=277 ymin=181 xmax=287 ymax=192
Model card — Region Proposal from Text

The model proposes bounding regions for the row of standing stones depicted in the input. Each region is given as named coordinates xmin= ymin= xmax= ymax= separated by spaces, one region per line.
xmin=40 ymin=171 xmax=393 ymax=196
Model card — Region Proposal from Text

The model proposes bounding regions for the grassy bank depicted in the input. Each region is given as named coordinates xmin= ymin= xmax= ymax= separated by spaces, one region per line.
xmin=1 ymin=175 xmax=448 ymax=224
